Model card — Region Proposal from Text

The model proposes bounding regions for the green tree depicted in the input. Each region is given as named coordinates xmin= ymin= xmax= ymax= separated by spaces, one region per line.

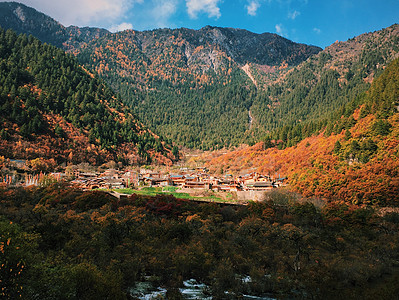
xmin=172 ymin=146 xmax=179 ymax=160
xmin=372 ymin=119 xmax=392 ymax=136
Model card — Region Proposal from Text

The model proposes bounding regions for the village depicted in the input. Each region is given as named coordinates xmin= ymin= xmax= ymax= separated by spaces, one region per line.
xmin=0 ymin=159 xmax=287 ymax=194
xmin=68 ymin=167 xmax=288 ymax=192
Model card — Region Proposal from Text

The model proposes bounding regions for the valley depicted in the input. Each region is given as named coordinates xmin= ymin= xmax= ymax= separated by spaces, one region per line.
xmin=0 ymin=1 xmax=399 ymax=299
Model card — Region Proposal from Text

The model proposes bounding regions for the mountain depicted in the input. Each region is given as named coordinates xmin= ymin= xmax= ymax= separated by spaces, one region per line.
xmin=0 ymin=2 xmax=320 ymax=68
xmin=74 ymin=27 xmax=321 ymax=149
xmin=0 ymin=2 xmax=322 ymax=149
xmin=1 ymin=2 xmax=398 ymax=152
xmin=84 ymin=24 xmax=399 ymax=149
xmin=76 ymin=26 xmax=321 ymax=89
xmin=73 ymin=26 xmax=321 ymax=148
xmin=0 ymin=28 xmax=175 ymax=166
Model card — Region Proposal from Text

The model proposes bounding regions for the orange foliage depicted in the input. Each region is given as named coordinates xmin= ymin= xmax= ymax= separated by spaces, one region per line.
xmin=204 ymin=113 xmax=399 ymax=205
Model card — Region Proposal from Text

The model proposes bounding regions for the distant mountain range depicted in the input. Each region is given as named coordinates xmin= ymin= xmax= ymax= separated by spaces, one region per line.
xmin=0 ymin=2 xmax=321 ymax=66
xmin=1 ymin=2 xmax=399 ymax=150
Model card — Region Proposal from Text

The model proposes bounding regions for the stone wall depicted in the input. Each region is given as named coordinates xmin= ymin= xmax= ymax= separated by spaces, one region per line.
xmin=236 ymin=190 xmax=268 ymax=202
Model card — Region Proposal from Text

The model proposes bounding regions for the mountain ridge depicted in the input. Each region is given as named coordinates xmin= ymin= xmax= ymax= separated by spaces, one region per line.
xmin=0 ymin=1 xmax=109 ymax=49
xmin=0 ymin=2 xmax=322 ymax=68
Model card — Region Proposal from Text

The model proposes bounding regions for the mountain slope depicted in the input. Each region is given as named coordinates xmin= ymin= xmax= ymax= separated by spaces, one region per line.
xmin=0 ymin=28 xmax=174 ymax=165
xmin=251 ymin=24 xmax=399 ymax=148
xmin=203 ymin=57 xmax=399 ymax=205
xmin=197 ymin=26 xmax=321 ymax=66
xmin=75 ymin=26 xmax=320 ymax=148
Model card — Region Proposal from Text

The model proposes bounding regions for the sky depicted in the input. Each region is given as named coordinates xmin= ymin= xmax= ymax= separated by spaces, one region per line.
xmin=8 ymin=0 xmax=399 ymax=48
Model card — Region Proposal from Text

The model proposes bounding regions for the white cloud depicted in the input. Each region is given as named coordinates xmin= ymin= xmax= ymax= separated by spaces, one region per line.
xmin=246 ymin=1 xmax=260 ymax=16
xmin=275 ymin=23 xmax=287 ymax=37
xmin=313 ymin=27 xmax=321 ymax=34
xmin=151 ymin=0 xmax=178 ymax=28
xmin=186 ymin=0 xmax=222 ymax=19
xmin=109 ymin=22 xmax=133 ymax=33
xmin=17 ymin=0 xmax=137 ymax=27
xmin=288 ymin=10 xmax=300 ymax=20
xmin=275 ymin=24 xmax=282 ymax=34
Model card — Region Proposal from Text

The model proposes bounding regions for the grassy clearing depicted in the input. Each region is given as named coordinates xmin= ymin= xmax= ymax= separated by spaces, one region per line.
xmin=111 ymin=187 xmax=236 ymax=203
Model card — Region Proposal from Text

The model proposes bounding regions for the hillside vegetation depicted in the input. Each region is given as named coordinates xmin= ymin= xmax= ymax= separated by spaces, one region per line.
xmin=204 ymin=57 xmax=399 ymax=206
xmin=1 ymin=185 xmax=399 ymax=299
xmin=252 ymin=24 xmax=399 ymax=148
xmin=0 ymin=28 xmax=175 ymax=165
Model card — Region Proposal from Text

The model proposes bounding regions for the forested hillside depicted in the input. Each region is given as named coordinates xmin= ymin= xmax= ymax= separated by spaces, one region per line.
xmin=1 ymin=2 xmax=398 ymax=151
xmin=0 ymin=28 xmax=175 ymax=165
xmin=204 ymin=56 xmax=399 ymax=205
xmin=54 ymin=22 xmax=399 ymax=149
xmin=75 ymin=26 xmax=320 ymax=149
xmin=251 ymin=24 xmax=399 ymax=148
xmin=63 ymin=21 xmax=399 ymax=150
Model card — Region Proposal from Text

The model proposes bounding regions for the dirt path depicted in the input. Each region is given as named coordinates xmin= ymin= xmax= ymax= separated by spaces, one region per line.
xmin=249 ymin=110 xmax=254 ymax=129
xmin=242 ymin=63 xmax=257 ymax=87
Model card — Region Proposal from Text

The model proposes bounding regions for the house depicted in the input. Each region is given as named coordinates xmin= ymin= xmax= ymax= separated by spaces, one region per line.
xmin=170 ymin=174 xmax=186 ymax=186
xmin=102 ymin=178 xmax=125 ymax=189
xmin=248 ymin=181 xmax=274 ymax=191
xmin=183 ymin=181 xmax=211 ymax=189
xmin=257 ymin=175 xmax=272 ymax=182
xmin=208 ymin=177 xmax=221 ymax=185
xmin=212 ymin=183 xmax=241 ymax=192
xmin=140 ymin=169 xmax=161 ymax=179
xmin=144 ymin=177 xmax=172 ymax=187
xmin=85 ymin=178 xmax=104 ymax=190
xmin=78 ymin=172 xmax=99 ymax=179
xmin=102 ymin=169 xmax=120 ymax=179
xmin=197 ymin=173 xmax=210 ymax=181
xmin=243 ymin=180 xmax=256 ymax=190
xmin=185 ymin=176 xmax=197 ymax=182
xmin=153 ymin=178 xmax=172 ymax=186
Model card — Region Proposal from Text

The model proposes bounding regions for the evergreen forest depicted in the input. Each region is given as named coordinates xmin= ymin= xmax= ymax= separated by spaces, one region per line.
xmin=0 ymin=28 xmax=175 ymax=165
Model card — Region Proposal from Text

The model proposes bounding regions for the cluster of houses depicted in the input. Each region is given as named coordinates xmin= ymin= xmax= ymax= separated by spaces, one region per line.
xmin=0 ymin=158 xmax=287 ymax=193
xmin=68 ymin=167 xmax=287 ymax=192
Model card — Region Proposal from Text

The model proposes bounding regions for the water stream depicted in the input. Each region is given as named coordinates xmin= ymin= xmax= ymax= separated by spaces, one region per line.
xmin=129 ymin=278 xmax=276 ymax=300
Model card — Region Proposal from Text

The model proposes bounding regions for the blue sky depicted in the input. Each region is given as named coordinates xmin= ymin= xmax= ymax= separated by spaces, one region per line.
xmin=12 ymin=0 xmax=399 ymax=48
